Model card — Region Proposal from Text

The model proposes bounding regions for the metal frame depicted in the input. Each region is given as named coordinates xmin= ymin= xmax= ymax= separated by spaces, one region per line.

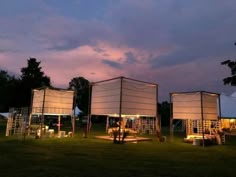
xmin=170 ymin=91 xmax=221 ymax=146
xmin=90 ymin=76 xmax=159 ymax=142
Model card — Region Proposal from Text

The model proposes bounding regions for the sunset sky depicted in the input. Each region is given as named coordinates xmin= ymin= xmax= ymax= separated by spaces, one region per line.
xmin=0 ymin=0 xmax=236 ymax=101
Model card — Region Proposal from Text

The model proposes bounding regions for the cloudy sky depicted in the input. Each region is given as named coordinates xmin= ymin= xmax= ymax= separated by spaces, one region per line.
xmin=0 ymin=0 xmax=236 ymax=101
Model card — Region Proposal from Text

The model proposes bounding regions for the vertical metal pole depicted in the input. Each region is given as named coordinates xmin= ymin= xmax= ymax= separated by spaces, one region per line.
xmin=28 ymin=89 xmax=34 ymax=136
xmin=106 ymin=116 xmax=109 ymax=132
xmin=72 ymin=90 xmax=77 ymax=137
xmin=42 ymin=88 xmax=46 ymax=125
xmin=155 ymin=116 xmax=158 ymax=133
xmin=118 ymin=77 xmax=123 ymax=143
xmin=218 ymin=94 xmax=222 ymax=121
xmin=155 ymin=85 xmax=161 ymax=140
xmin=40 ymin=88 xmax=46 ymax=138
xmin=200 ymin=92 xmax=205 ymax=147
xmin=186 ymin=120 xmax=188 ymax=137
xmin=170 ymin=93 xmax=173 ymax=142
xmin=58 ymin=115 xmax=61 ymax=136
xmin=86 ymin=83 xmax=92 ymax=137
xmin=218 ymin=94 xmax=223 ymax=143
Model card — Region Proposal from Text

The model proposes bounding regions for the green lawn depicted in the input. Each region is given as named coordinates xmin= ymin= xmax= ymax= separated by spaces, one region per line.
xmin=0 ymin=119 xmax=236 ymax=177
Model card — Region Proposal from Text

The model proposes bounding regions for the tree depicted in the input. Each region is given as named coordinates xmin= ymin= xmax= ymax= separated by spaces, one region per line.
xmin=158 ymin=101 xmax=170 ymax=127
xmin=68 ymin=77 xmax=90 ymax=114
xmin=21 ymin=58 xmax=51 ymax=87
xmin=221 ymin=60 xmax=236 ymax=86
xmin=0 ymin=70 xmax=20 ymax=111
xmin=221 ymin=42 xmax=236 ymax=86
xmin=19 ymin=58 xmax=51 ymax=107
xmin=0 ymin=70 xmax=12 ymax=111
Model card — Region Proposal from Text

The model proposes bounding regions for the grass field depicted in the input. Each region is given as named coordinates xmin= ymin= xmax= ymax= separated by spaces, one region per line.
xmin=1 ymin=119 xmax=236 ymax=177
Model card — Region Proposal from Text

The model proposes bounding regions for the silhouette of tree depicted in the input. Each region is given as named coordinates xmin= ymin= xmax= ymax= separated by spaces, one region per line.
xmin=68 ymin=77 xmax=90 ymax=114
xmin=158 ymin=101 xmax=170 ymax=126
xmin=0 ymin=70 xmax=20 ymax=111
xmin=221 ymin=42 xmax=236 ymax=86
xmin=19 ymin=58 xmax=51 ymax=107
xmin=221 ymin=60 xmax=236 ymax=86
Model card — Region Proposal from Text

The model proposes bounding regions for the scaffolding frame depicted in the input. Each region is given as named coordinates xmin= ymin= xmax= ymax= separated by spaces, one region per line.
xmin=170 ymin=91 xmax=222 ymax=146
xmin=90 ymin=76 xmax=160 ymax=142
xmin=29 ymin=87 xmax=75 ymax=138
xmin=5 ymin=107 xmax=29 ymax=137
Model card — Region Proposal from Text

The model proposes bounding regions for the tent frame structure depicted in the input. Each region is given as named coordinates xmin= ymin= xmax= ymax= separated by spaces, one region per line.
xmin=29 ymin=86 xmax=76 ymax=138
xmin=170 ymin=91 xmax=222 ymax=146
xmin=89 ymin=76 xmax=161 ymax=142
xmin=5 ymin=107 xmax=30 ymax=137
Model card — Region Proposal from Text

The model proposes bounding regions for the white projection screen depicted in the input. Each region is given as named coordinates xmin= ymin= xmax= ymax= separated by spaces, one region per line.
xmin=91 ymin=77 xmax=157 ymax=116
xmin=202 ymin=93 xmax=218 ymax=120
xmin=122 ymin=79 xmax=156 ymax=116
xmin=32 ymin=88 xmax=74 ymax=115
xmin=91 ymin=79 xmax=121 ymax=115
xmin=172 ymin=92 xmax=218 ymax=120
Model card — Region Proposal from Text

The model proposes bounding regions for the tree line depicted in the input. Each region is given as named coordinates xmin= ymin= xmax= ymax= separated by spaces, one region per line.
xmin=1 ymin=50 xmax=235 ymax=126
xmin=0 ymin=57 xmax=171 ymax=125
xmin=0 ymin=58 xmax=89 ymax=114
xmin=0 ymin=58 xmax=50 ymax=111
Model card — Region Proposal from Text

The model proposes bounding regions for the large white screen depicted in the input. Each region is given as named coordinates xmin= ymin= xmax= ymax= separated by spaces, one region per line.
xmin=121 ymin=79 xmax=156 ymax=116
xmin=32 ymin=89 xmax=44 ymax=113
xmin=91 ymin=79 xmax=121 ymax=115
xmin=172 ymin=92 xmax=201 ymax=119
xmin=32 ymin=88 xmax=74 ymax=115
xmin=202 ymin=93 xmax=218 ymax=120
xmin=91 ymin=77 xmax=157 ymax=116
xmin=172 ymin=92 xmax=218 ymax=120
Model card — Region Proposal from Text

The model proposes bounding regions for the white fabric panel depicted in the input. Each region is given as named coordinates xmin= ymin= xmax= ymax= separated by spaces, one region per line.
xmin=91 ymin=78 xmax=157 ymax=116
xmin=172 ymin=92 xmax=219 ymax=120
xmin=202 ymin=93 xmax=217 ymax=102
xmin=92 ymin=88 xmax=120 ymax=101
xmin=121 ymin=79 xmax=156 ymax=116
xmin=122 ymin=89 xmax=155 ymax=100
xmin=202 ymin=93 xmax=218 ymax=120
xmin=32 ymin=90 xmax=44 ymax=113
xmin=173 ymin=113 xmax=202 ymax=120
xmin=203 ymin=114 xmax=218 ymax=120
xmin=91 ymin=79 xmax=121 ymax=115
xmin=172 ymin=93 xmax=200 ymax=102
xmin=173 ymin=106 xmax=202 ymax=114
xmin=123 ymin=82 xmax=155 ymax=97
xmin=122 ymin=95 xmax=155 ymax=104
xmin=122 ymin=107 xmax=156 ymax=116
xmin=172 ymin=93 xmax=201 ymax=119
xmin=43 ymin=89 xmax=73 ymax=115
xmin=173 ymin=100 xmax=201 ymax=107
xmin=203 ymin=107 xmax=217 ymax=114
xmin=91 ymin=100 xmax=120 ymax=109
xmin=91 ymin=108 xmax=120 ymax=115
xmin=32 ymin=88 xmax=74 ymax=115
xmin=92 ymin=95 xmax=120 ymax=105
xmin=122 ymin=102 xmax=156 ymax=110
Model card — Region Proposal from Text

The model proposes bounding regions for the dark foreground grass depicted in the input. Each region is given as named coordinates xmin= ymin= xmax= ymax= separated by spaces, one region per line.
xmin=0 ymin=119 xmax=236 ymax=177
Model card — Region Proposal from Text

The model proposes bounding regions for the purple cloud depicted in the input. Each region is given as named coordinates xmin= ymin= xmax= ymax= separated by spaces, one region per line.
xmin=1 ymin=0 xmax=236 ymax=101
